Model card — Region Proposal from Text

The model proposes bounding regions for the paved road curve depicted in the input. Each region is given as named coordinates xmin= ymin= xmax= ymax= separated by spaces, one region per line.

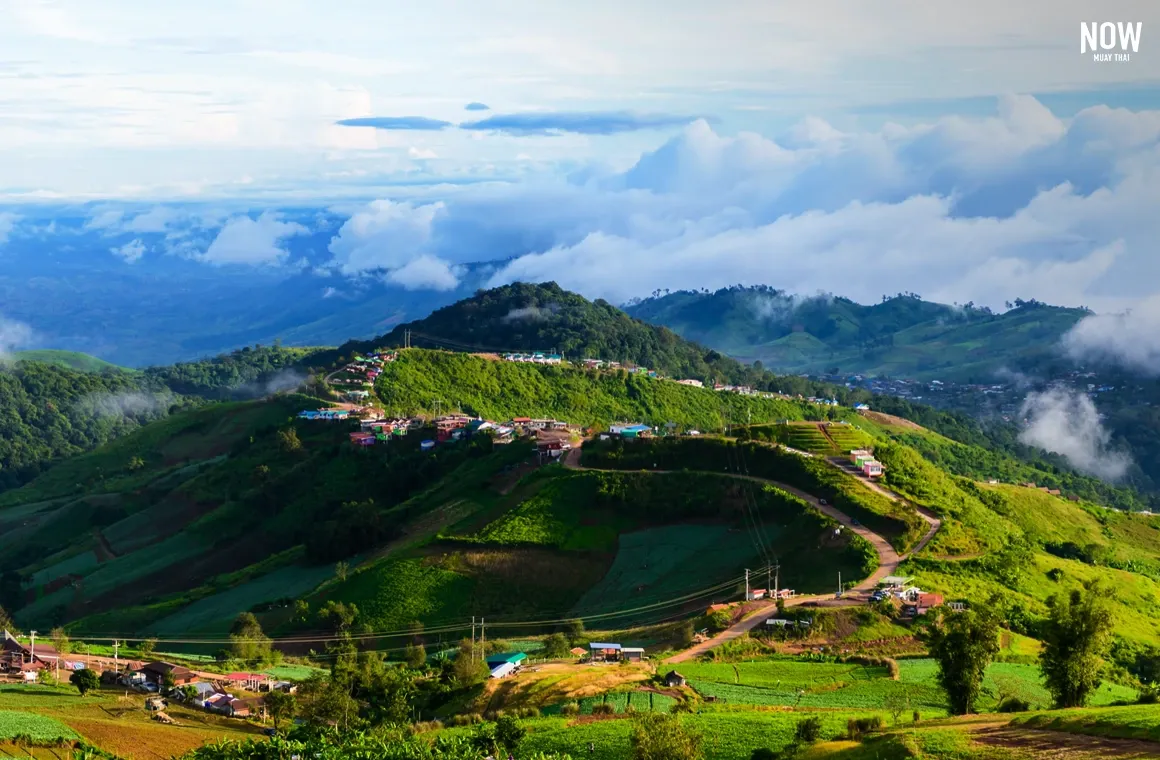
xmin=560 ymin=446 xmax=941 ymax=663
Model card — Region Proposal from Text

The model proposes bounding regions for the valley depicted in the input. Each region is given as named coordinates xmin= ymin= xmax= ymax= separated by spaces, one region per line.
xmin=2 ymin=285 xmax=1160 ymax=760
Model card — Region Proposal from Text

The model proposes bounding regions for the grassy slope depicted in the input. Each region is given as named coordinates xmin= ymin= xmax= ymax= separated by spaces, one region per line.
xmin=374 ymin=350 xmax=814 ymax=429
xmin=305 ymin=466 xmax=874 ymax=632
xmin=9 ymin=349 xmax=130 ymax=373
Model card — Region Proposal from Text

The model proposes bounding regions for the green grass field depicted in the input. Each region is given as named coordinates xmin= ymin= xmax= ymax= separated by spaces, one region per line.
xmin=1010 ymin=703 xmax=1160 ymax=742
xmin=0 ymin=710 xmax=80 ymax=742
xmin=149 ymin=562 xmax=336 ymax=635
xmin=677 ymin=657 xmax=1137 ymax=716
xmin=8 ymin=350 xmax=128 ymax=373
xmin=540 ymin=691 xmax=678 ymax=715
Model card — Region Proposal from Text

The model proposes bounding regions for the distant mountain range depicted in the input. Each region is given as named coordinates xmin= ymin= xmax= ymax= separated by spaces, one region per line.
xmin=624 ymin=287 xmax=1091 ymax=381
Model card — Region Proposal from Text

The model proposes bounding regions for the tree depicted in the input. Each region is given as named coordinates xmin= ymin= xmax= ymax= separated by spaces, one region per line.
xmin=264 ymin=690 xmax=297 ymax=733
xmin=630 ymin=713 xmax=703 ymax=760
xmin=566 ymin=618 xmax=585 ymax=644
xmin=883 ymin=690 xmax=911 ymax=725
xmin=1040 ymin=586 xmax=1115 ymax=708
xmin=70 ymin=668 xmax=100 ymax=696
xmin=0 ymin=605 xmax=16 ymax=634
xmin=453 ymin=638 xmax=487 ymax=688
xmin=138 ymin=638 xmax=157 ymax=657
xmin=320 ymin=601 xmax=359 ymax=633
xmin=49 ymin=627 xmax=71 ymax=655
xmin=918 ymin=604 xmax=1001 ymax=715
xmin=403 ymin=642 xmax=427 ymax=670
xmin=495 ymin=715 xmax=526 ymax=753
xmin=335 ymin=561 xmax=349 ymax=583
xmin=230 ymin=612 xmax=272 ymax=664
xmin=542 ymin=633 xmax=570 ymax=659
xmin=794 ymin=715 xmax=823 ymax=743
xmin=127 ymin=456 xmax=145 ymax=471
xmin=277 ymin=427 xmax=302 ymax=452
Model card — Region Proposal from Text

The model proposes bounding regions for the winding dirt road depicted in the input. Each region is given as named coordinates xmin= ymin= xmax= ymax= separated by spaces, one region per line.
xmin=560 ymin=445 xmax=941 ymax=662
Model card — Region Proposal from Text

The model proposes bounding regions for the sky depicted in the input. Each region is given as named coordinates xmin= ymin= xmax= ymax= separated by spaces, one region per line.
xmin=1 ymin=1 xmax=1159 ymax=339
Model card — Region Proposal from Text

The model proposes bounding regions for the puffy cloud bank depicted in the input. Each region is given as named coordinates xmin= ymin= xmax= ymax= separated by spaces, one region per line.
xmin=1063 ymin=295 xmax=1160 ymax=375
xmin=323 ymin=95 xmax=1160 ymax=310
xmin=199 ymin=213 xmax=308 ymax=266
xmin=1018 ymin=387 xmax=1131 ymax=480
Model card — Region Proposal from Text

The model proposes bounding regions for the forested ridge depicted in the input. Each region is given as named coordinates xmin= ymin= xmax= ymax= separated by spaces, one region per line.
xmin=0 ymin=345 xmax=323 ymax=494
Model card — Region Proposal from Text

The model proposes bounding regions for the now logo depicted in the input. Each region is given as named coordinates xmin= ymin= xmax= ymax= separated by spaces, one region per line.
xmin=1080 ymin=22 xmax=1143 ymax=54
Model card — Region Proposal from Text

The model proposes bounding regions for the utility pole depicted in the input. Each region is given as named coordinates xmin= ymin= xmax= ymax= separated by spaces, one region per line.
xmin=471 ymin=617 xmax=476 ymax=663
xmin=744 ymin=569 xmax=749 ymax=600
xmin=837 ymin=572 xmax=842 ymax=597
xmin=29 ymin=630 xmax=36 ymax=663
xmin=113 ymin=640 xmax=119 ymax=669
xmin=480 ymin=618 xmax=485 ymax=656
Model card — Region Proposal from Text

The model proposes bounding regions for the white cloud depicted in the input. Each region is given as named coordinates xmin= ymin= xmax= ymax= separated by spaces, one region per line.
xmin=1063 ymin=295 xmax=1160 ymax=375
xmin=0 ymin=315 xmax=35 ymax=360
xmin=327 ymin=199 xmax=445 ymax=276
xmin=408 ymin=146 xmax=439 ymax=159
xmin=198 ymin=212 xmax=308 ymax=266
xmin=1019 ymin=387 xmax=1131 ymax=480
xmin=385 ymin=255 xmax=461 ymax=290
xmin=111 ymin=238 xmax=147 ymax=263
xmin=0 ymin=213 xmax=18 ymax=245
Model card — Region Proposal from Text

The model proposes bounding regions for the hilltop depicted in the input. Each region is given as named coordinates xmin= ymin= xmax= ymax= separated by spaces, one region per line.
xmin=317 ymin=282 xmax=768 ymax=385
xmin=7 ymin=350 xmax=129 ymax=373
xmin=625 ymin=286 xmax=1089 ymax=381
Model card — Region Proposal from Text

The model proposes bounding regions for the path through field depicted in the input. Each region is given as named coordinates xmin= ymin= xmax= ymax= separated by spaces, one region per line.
xmin=560 ymin=445 xmax=941 ymax=663
xmin=968 ymin=724 xmax=1160 ymax=759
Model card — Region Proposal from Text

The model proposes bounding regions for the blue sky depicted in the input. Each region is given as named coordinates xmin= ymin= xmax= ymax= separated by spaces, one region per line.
xmin=2 ymin=0 xmax=1160 ymax=374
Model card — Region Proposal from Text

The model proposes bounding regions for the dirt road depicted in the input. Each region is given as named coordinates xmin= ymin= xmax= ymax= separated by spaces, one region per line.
xmin=561 ymin=445 xmax=940 ymax=663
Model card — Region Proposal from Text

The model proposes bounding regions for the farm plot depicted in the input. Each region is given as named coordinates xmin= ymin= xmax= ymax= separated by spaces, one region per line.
xmin=689 ymin=677 xmax=946 ymax=712
xmin=568 ymin=525 xmax=761 ymax=621
xmin=680 ymin=660 xmax=877 ymax=689
xmin=28 ymin=550 xmax=99 ymax=586
xmin=79 ymin=533 xmax=206 ymax=599
xmin=541 ymin=691 xmax=677 ymax=715
xmin=784 ymin=426 xmax=832 ymax=453
xmin=899 ymin=659 xmax=1137 ymax=710
xmin=0 ymin=711 xmax=79 ymax=742
xmin=150 ymin=562 xmax=335 ymax=635
xmin=513 ymin=711 xmax=890 ymax=760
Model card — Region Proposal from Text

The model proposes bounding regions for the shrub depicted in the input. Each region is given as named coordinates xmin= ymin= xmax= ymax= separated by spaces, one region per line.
xmin=518 ymin=707 xmax=541 ymax=718
xmin=1138 ymin=687 xmax=1159 ymax=705
xmin=560 ymin=702 xmax=580 ymax=716
xmin=750 ymin=750 xmax=778 ymax=760
xmin=793 ymin=716 xmax=823 ymax=744
xmin=997 ymin=697 xmax=1031 ymax=713
xmin=410 ymin=720 xmax=443 ymax=734
xmin=591 ymin=703 xmax=616 ymax=715
xmin=912 ymin=711 xmax=921 ymax=723
xmin=846 ymin=716 xmax=884 ymax=740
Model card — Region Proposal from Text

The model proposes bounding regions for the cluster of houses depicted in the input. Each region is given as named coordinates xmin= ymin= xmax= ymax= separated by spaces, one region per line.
xmin=1 ymin=636 xmax=291 ymax=720
xmin=849 ymin=449 xmax=885 ymax=479
xmin=746 ymin=588 xmax=796 ymax=601
xmin=874 ymin=576 xmax=962 ymax=617
xmin=503 ymin=351 xmax=563 ymax=365
xmin=297 ymin=409 xmax=350 ymax=421
xmin=348 ymin=413 xmax=579 ymax=455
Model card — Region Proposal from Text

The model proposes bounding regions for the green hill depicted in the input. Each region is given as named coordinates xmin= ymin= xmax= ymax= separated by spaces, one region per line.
xmin=317 ymin=281 xmax=770 ymax=385
xmin=8 ymin=350 xmax=129 ymax=373
xmin=625 ymin=287 xmax=1089 ymax=381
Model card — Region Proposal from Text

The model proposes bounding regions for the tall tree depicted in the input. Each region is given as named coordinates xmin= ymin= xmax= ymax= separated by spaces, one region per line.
xmin=69 ymin=668 xmax=100 ymax=696
xmin=918 ymin=604 xmax=1001 ymax=715
xmin=1040 ymin=586 xmax=1115 ymax=708
xmin=263 ymin=690 xmax=297 ymax=733
xmin=229 ymin=612 xmax=272 ymax=664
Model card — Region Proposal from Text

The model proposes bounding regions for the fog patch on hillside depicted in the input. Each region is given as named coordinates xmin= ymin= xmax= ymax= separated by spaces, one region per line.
xmin=1018 ymin=386 xmax=1130 ymax=480
xmin=78 ymin=390 xmax=173 ymax=418
xmin=502 ymin=303 xmax=560 ymax=322
xmin=0 ymin=315 xmax=34 ymax=364
xmin=1063 ymin=296 xmax=1160 ymax=375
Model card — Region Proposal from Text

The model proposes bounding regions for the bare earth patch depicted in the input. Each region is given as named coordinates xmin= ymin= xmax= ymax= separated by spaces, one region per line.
xmin=970 ymin=725 xmax=1160 ymax=759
